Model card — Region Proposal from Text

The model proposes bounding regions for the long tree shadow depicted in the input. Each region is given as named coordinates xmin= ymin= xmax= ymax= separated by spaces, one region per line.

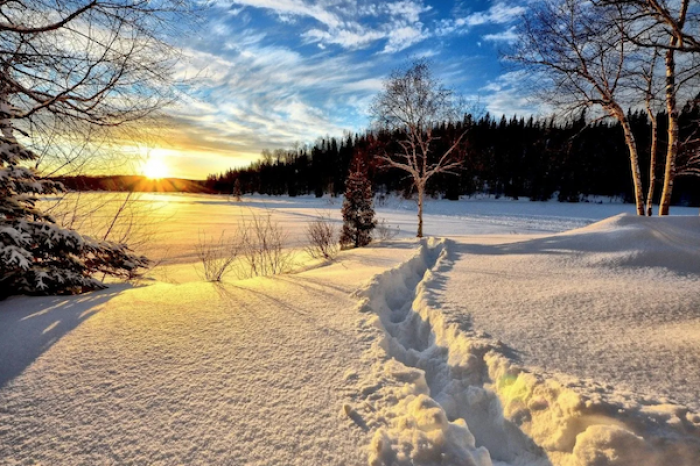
xmin=0 ymin=285 xmax=130 ymax=389
xmin=450 ymin=215 xmax=700 ymax=277
xmin=214 ymin=281 xmax=354 ymax=340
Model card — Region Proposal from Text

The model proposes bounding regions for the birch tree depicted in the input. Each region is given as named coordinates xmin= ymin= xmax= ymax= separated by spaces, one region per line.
xmin=512 ymin=0 xmax=650 ymax=215
xmin=371 ymin=61 xmax=468 ymax=237
xmin=639 ymin=50 xmax=664 ymax=216
xmin=597 ymin=0 xmax=700 ymax=214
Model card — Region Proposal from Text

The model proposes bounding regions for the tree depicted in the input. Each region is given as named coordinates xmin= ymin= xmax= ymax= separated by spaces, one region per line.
xmin=340 ymin=158 xmax=376 ymax=248
xmin=0 ymin=134 xmax=148 ymax=297
xmin=1 ymin=1 xmax=188 ymax=173
xmin=233 ymin=178 xmax=242 ymax=201
xmin=512 ymin=0 xmax=650 ymax=215
xmin=0 ymin=1 xmax=189 ymax=296
xmin=639 ymin=49 xmax=664 ymax=216
xmin=371 ymin=61 xmax=468 ymax=237
xmin=596 ymin=0 xmax=700 ymax=214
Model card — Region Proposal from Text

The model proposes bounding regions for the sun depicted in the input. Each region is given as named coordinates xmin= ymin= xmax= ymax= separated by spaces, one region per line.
xmin=142 ymin=157 xmax=169 ymax=179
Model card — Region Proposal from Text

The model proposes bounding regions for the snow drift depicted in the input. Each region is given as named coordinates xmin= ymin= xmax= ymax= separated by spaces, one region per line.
xmin=516 ymin=214 xmax=700 ymax=275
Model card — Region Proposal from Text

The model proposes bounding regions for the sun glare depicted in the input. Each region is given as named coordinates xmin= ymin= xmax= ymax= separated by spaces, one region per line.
xmin=142 ymin=157 xmax=169 ymax=179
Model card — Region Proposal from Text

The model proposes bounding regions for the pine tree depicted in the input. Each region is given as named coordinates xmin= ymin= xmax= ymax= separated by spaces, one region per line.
xmin=233 ymin=178 xmax=242 ymax=201
xmin=0 ymin=99 xmax=148 ymax=299
xmin=340 ymin=158 xmax=376 ymax=248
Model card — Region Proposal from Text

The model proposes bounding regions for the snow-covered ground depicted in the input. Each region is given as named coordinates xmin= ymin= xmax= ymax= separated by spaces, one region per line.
xmin=0 ymin=243 xmax=418 ymax=466
xmin=2 ymin=194 xmax=700 ymax=465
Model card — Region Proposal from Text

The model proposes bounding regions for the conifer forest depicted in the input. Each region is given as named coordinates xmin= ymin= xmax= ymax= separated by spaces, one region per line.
xmin=205 ymin=106 xmax=700 ymax=206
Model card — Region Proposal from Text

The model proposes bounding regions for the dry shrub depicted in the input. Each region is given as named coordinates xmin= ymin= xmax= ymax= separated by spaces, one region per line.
xmin=305 ymin=214 xmax=338 ymax=260
xmin=195 ymin=209 xmax=292 ymax=282
xmin=238 ymin=209 xmax=293 ymax=279
xmin=196 ymin=231 xmax=243 ymax=282
xmin=375 ymin=218 xmax=400 ymax=242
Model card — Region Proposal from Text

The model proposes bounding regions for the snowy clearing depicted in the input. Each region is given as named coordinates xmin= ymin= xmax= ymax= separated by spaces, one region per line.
xmin=2 ymin=194 xmax=700 ymax=465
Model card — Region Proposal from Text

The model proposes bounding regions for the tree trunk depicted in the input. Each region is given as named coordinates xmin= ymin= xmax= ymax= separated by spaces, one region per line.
xmin=646 ymin=114 xmax=658 ymax=216
xmin=659 ymin=48 xmax=678 ymax=216
xmin=618 ymin=114 xmax=646 ymax=216
xmin=0 ymin=85 xmax=15 ymax=142
xmin=417 ymin=185 xmax=424 ymax=238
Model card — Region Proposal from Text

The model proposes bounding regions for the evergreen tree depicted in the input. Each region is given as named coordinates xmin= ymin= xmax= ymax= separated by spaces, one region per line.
xmin=340 ymin=158 xmax=376 ymax=248
xmin=233 ymin=178 xmax=242 ymax=201
xmin=0 ymin=102 xmax=148 ymax=298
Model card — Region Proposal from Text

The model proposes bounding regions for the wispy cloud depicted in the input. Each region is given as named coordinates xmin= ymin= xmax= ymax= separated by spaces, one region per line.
xmin=221 ymin=0 xmax=433 ymax=53
xmin=461 ymin=2 xmax=526 ymax=27
xmin=483 ymin=26 xmax=519 ymax=43
xmin=165 ymin=27 xmax=392 ymax=174
xmin=436 ymin=1 xmax=525 ymax=36
xmin=478 ymin=71 xmax=548 ymax=117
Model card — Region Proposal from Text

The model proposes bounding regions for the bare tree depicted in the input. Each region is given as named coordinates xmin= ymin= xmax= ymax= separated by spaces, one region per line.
xmin=597 ymin=0 xmax=700 ymax=214
xmin=639 ymin=49 xmax=664 ymax=216
xmin=512 ymin=0 xmax=651 ymax=215
xmin=371 ymin=61 xmax=469 ymax=237
xmin=0 ymin=0 xmax=192 ymax=178
xmin=0 ymin=1 xmax=192 ymax=295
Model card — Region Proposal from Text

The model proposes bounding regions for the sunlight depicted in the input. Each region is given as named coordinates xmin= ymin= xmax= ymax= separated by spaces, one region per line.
xmin=142 ymin=157 xmax=170 ymax=179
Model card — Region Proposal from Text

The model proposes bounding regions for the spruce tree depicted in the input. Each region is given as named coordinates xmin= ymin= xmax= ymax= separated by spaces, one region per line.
xmin=340 ymin=158 xmax=376 ymax=248
xmin=233 ymin=178 xmax=242 ymax=201
xmin=0 ymin=101 xmax=148 ymax=298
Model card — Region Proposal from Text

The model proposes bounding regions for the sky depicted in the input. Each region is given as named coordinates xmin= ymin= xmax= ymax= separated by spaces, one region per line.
xmin=151 ymin=0 xmax=537 ymax=180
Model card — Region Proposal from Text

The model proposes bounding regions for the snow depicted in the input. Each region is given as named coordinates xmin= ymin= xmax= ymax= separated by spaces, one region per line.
xmin=2 ymin=193 xmax=700 ymax=465
xmin=440 ymin=215 xmax=700 ymax=410
xmin=0 ymin=244 xmax=418 ymax=465
xmin=347 ymin=230 xmax=700 ymax=466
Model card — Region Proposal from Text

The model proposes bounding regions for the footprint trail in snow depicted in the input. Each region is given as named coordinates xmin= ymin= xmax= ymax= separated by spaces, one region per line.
xmin=349 ymin=238 xmax=700 ymax=466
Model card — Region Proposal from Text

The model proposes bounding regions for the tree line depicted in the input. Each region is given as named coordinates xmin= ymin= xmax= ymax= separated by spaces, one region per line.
xmin=204 ymin=105 xmax=700 ymax=207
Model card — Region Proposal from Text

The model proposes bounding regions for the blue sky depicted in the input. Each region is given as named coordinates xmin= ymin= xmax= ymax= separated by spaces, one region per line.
xmin=155 ymin=0 xmax=537 ymax=179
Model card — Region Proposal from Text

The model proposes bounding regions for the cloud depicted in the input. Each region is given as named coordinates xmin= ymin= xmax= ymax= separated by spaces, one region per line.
xmin=382 ymin=24 xmax=429 ymax=54
xmin=225 ymin=0 xmax=344 ymax=29
xmin=460 ymin=2 xmax=525 ymax=27
xmin=144 ymin=1 xmax=541 ymax=178
xmin=221 ymin=0 xmax=433 ymax=53
xmin=483 ymin=26 xmax=519 ymax=43
xmin=436 ymin=1 xmax=525 ymax=36
xmin=386 ymin=0 xmax=432 ymax=22
xmin=478 ymin=71 xmax=548 ymax=117
xmin=163 ymin=27 xmax=396 ymax=173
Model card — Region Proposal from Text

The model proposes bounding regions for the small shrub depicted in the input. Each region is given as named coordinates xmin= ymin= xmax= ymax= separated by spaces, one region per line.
xmin=306 ymin=214 xmax=338 ymax=260
xmin=238 ymin=210 xmax=293 ymax=278
xmin=196 ymin=230 xmax=243 ymax=282
xmin=375 ymin=218 xmax=399 ymax=242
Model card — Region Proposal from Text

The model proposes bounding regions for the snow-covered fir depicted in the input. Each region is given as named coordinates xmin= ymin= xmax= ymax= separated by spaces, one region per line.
xmin=0 ymin=97 xmax=148 ymax=297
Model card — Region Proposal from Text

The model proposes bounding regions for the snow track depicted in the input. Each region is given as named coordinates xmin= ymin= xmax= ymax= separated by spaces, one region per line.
xmin=351 ymin=238 xmax=700 ymax=466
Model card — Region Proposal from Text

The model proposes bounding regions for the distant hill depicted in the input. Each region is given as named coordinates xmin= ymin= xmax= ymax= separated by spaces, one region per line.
xmin=54 ymin=175 xmax=211 ymax=193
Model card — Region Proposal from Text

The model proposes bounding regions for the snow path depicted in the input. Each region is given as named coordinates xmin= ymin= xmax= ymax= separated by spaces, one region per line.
xmin=0 ymin=245 xmax=417 ymax=465
xmin=349 ymin=233 xmax=700 ymax=466
xmin=349 ymin=239 xmax=547 ymax=466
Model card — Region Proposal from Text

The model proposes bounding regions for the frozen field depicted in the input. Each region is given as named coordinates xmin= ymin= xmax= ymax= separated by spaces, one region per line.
xmin=1 ymin=194 xmax=699 ymax=465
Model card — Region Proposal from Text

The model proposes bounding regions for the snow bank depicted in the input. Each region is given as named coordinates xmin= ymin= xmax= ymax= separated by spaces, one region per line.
xmin=350 ymin=234 xmax=700 ymax=466
xmin=548 ymin=214 xmax=700 ymax=274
